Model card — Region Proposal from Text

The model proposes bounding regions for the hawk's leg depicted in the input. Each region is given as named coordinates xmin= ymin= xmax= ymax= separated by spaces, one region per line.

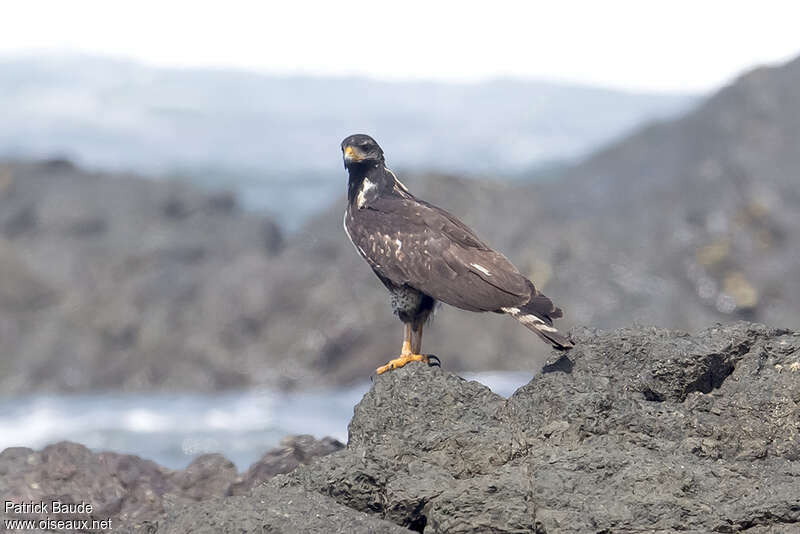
xmin=376 ymin=322 xmax=438 ymax=374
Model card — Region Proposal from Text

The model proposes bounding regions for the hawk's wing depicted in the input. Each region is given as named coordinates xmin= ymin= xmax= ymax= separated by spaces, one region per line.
xmin=347 ymin=195 xmax=531 ymax=312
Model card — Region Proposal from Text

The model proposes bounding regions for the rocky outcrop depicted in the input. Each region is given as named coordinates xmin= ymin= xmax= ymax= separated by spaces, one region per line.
xmin=154 ymin=485 xmax=412 ymax=534
xmin=0 ymin=435 xmax=342 ymax=529
xmin=181 ymin=322 xmax=797 ymax=533
xmin=3 ymin=323 xmax=799 ymax=532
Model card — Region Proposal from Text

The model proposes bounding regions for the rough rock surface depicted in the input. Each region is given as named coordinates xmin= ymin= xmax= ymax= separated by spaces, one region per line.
xmin=153 ymin=485 xmax=412 ymax=534
xmin=228 ymin=434 xmax=344 ymax=496
xmin=0 ymin=435 xmax=342 ymax=529
xmin=262 ymin=322 xmax=798 ymax=533
xmin=3 ymin=323 xmax=799 ymax=532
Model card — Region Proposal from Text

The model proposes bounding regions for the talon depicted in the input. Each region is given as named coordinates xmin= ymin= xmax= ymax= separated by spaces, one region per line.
xmin=376 ymin=353 xmax=429 ymax=375
xmin=427 ymin=355 xmax=440 ymax=367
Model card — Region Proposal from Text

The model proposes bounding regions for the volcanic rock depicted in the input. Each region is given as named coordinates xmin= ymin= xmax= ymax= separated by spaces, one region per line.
xmin=4 ymin=323 xmax=799 ymax=532
xmin=268 ymin=322 xmax=800 ymax=533
xmin=0 ymin=435 xmax=342 ymax=530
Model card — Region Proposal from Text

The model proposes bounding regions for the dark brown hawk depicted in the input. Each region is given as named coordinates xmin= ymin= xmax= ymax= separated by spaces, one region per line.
xmin=341 ymin=134 xmax=572 ymax=374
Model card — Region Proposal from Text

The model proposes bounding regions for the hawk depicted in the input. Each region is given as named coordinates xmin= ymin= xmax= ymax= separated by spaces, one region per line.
xmin=341 ymin=134 xmax=572 ymax=375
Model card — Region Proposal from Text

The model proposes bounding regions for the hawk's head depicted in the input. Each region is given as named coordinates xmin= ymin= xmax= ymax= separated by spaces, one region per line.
xmin=342 ymin=134 xmax=384 ymax=169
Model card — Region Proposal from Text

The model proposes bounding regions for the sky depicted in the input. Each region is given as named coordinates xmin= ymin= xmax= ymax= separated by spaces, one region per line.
xmin=1 ymin=0 xmax=799 ymax=93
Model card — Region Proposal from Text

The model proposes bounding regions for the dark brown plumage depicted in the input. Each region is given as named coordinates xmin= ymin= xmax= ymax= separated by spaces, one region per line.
xmin=341 ymin=134 xmax=571 ymax=373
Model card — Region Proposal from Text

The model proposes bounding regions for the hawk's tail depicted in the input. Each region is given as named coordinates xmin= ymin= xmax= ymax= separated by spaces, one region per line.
xmin=502 ymin=284 xmax=573 ymax=350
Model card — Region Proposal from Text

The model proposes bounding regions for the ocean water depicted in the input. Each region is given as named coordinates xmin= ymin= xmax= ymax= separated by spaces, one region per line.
xmin=0 ymin=371 xmax=530 ymax=471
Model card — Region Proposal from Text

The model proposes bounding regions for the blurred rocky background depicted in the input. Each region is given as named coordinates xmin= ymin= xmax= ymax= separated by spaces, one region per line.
xmin=0 ymin=54 xmax=798 ymax=394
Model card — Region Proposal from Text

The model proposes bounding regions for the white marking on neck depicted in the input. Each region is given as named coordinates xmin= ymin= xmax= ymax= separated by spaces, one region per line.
xmin=356 ymin=179 xmax=377 ymax=208
xmin=470 ymin=263 xmax=491 ymax=276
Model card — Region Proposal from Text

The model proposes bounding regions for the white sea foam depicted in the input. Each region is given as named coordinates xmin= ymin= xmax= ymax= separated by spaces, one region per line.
xmin=0 ymin=371 xmax=532 ymax=469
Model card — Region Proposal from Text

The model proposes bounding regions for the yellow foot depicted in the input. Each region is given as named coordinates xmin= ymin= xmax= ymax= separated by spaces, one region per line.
xmin=376 ymin=354 xmax=429 ymax=375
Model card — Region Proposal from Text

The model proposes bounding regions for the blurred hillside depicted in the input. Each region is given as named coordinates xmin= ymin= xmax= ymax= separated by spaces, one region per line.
xmin=0 ymin=161 xmax=283 ymax=393
xmin=0 ymin=55 xmax=697 ymax=227
xmin=0 ymin=55 xmax=798 ymax=393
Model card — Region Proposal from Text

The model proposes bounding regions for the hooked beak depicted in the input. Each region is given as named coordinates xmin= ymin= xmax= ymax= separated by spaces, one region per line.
xmin=343 ymin=145 xmax=362 ymax=164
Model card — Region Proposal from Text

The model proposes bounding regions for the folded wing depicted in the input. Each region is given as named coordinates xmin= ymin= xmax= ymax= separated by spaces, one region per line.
xmin=350 ymin=196 xmax=533 ymax=312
